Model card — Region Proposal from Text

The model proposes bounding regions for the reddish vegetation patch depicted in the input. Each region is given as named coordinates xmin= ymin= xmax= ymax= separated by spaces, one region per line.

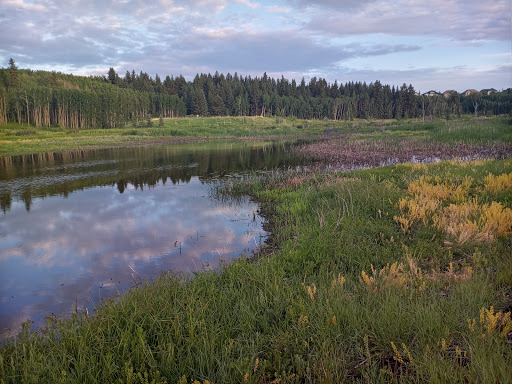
xmin=298 ymin=137 xmax=512 ymax=170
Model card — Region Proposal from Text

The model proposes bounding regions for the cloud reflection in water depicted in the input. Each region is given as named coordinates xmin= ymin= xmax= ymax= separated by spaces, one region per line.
xmin=0 ymin=177 xmax=266 ymax=335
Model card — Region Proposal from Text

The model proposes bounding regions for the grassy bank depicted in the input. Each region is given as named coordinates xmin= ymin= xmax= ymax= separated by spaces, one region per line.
xmin=1 ymin=115 xmax=510 ymax=157
xmin=1 ymin=157 xmax=511 ymax=383
xmin=0 ymin=116 xmax=341 ymax=157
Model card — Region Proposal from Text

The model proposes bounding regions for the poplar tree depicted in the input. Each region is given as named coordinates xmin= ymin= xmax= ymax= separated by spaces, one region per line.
xmin=1 ymin=65 xmax=509 ymax=128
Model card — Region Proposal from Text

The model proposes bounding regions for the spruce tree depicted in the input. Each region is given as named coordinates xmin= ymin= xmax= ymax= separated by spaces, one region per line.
xmin=7 ymin=58 xmax=18 ymax=88
xmin=108 ymin=68 xmax=116 ymax=84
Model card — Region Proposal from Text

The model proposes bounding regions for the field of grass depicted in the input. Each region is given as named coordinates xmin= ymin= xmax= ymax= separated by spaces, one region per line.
xmin=343 ymin=116 xmax=512 ymax=144
xmin=1 ymin=157 xmax=511 ymax=383
xmin=0 ymin=117 xmax=344 ymax=157
xmin=1 ymin=115 xmax=510 ymax=157
xmin=429 ymin=117 xmax=512 ymax=144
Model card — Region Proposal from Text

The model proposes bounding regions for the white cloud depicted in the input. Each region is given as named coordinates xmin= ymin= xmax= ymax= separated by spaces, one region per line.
xmin=265 ymin=5 xmax=291 ymax=13
xmin=0 ymin=0 xmax=508 ymax=89
xmin=303 ymin=0 xmax=510 ymax=41
xmin=188 ymin=0 xmax=229 ymax=12
xmin=179 ymin=27 xmax=421 ymax=74
xmin=492 ymin=52 xmax=512 ymax=59
xmin=326 ymin=63 xmax=512 ymax=93
xmin=287 ymin=0 xmax=377 ymax=10
xmin=193 ymin=26 xmax=238 ymax=38
xmin=1 ymin=0 xmax=49 ymax=11
xmin=234 ymin=0 xmax=260 ymax=9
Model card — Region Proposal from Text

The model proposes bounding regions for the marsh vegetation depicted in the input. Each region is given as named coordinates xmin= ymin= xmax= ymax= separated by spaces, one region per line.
xmin=1 ymin=116 xmax=511 ymax=383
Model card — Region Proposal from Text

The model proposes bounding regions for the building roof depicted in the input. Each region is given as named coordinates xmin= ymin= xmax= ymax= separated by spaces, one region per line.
xmin=422 ymin=90 xmax=441 ymax=95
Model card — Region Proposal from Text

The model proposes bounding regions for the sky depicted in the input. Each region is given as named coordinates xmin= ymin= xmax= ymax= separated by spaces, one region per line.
xmin=0 ymin=0 xmax=510 ymax=92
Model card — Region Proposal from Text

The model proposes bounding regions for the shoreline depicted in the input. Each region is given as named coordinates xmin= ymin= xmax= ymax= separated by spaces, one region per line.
xmin=3 ymin=157 xmax=511 ymax=382
xmin=1 ymin=117 xmax=511 ymax=383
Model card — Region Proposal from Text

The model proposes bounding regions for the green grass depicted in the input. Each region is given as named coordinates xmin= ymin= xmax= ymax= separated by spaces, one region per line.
xmin=1 ymin=115 xmax=511 ymax=382
xmin=429 ymin=117 xmax=512 ymax=144
xmin=343 ymin=116 xmax=512 ymax=145
xmin=0 ymin=117 xmax=345 ymax=157
xmin=1 ymin=116 xmax=510 ymax=157
xmin=2 ymin=158 xmax=511 ymax=383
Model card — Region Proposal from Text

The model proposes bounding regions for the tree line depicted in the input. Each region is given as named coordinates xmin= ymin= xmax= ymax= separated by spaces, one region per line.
xmin=0 ymin=60 xmax=186 ymax=129
xmin=1 ymin=59 xmax=510 ymax=129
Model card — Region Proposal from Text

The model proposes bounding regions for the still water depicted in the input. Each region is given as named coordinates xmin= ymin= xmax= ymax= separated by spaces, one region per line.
xmin=0 ymin=141 xmax=307 ymax=337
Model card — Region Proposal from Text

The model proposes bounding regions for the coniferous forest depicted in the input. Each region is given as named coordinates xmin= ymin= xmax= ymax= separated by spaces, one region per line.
xmin=0 ymin=60 xmax=511 ymax=130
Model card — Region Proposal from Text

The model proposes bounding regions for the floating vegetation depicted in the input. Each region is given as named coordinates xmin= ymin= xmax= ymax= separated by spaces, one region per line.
xmin=299 ymin=137 xmax=512 ymax=171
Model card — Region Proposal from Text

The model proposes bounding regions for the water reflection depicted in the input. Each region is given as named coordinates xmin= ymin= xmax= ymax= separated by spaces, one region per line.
xmin=0 ymin=141 xmax=303 ymax=213
xmin=0 ymin=141 xmax=306 ymax=337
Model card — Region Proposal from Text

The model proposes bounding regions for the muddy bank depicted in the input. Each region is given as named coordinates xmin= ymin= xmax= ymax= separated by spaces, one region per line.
xmin=298 ymin=137 xmax=512 ymax=170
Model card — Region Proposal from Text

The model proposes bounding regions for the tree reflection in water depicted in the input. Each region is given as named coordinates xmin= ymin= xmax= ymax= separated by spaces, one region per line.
xmin=0 ymin=140 xmax=307 ymax=337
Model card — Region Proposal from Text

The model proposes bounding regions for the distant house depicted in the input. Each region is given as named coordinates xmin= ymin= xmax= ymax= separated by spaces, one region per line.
xmin=463 ymin=89 xmax=479 ymax=96
xmin=423 ymin=90 xmax=441 ymax=97
xmin=480 ymin=88 xmax=497 ymax=95
xmin=442 ymin=90 xmax=457 ymax=98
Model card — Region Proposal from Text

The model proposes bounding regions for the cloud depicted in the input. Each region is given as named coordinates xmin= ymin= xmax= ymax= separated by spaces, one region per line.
xmin=0 ymin=2 xmax=147 ymax=68
xmin=0 ymin=0 xmax=508 ymax=90
xmin=286 ymin=0 xmax=377 ymax=10
xmin=265 ymin=5 xmax=291 ymax=13
xmin=0 ymin=0 xmax=233 ymax=70
xmin=0 ymin=177 xmax=266 ymax=332
xmin=193 ymin=26 xmax=238 ymax=39
xmin=303 ymin=0 xmax=510 ymax=41
xmin=183 ymin=28 xmax=421 ymax=73
xmin=234 ymin=0 xmax=260 ymax=9
xmin=323 ymin=63 xmax=512 ymax=93
xmin=1 ymin=0 xmax=50 ymax=12
xmin=188 ymin=0 xmax=228 ymax=13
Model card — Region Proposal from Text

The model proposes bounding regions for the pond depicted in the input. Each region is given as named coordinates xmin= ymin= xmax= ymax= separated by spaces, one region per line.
xmin=0 ymin=140 xmax=309 ymax=338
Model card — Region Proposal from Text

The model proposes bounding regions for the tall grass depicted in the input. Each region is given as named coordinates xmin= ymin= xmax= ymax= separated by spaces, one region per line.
xmin=429 ymin=117 xmax=512 ymax=145
xmin=2 ymin=158 xmax=511 ymax=383
xmin=342 ymin=117 xmax=512 ymax=145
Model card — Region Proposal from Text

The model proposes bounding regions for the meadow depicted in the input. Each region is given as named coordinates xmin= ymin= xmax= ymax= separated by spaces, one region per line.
xmin=1 ymin=115 xmax=511 ymax=157
xmin=0 ymin=116 xmax=339 ymax=157
xmin=1 ymin=116 xmax=511 ymax=383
